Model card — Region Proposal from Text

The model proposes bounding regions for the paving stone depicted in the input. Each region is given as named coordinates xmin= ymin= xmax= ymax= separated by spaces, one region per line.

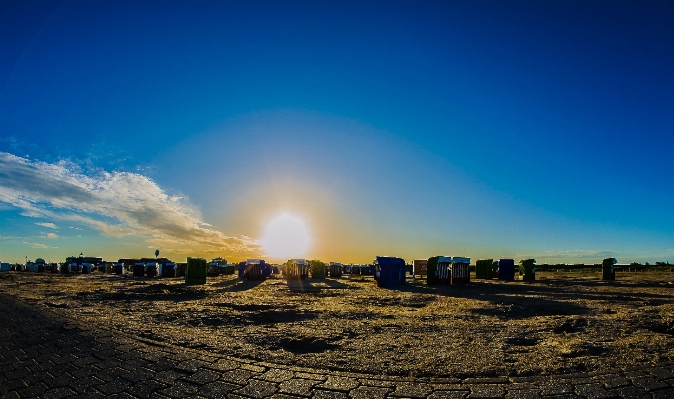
xmin=568 ymin=378 xmax=595 ymax=385
xmin=240 ymin=363 xmax=267 ymax=373
xmin=69 ymin=365 xmax=100 ymax=378
xmin=117 ymin=350 xmax=143 ymax=361
xmin=141 ymin=351 xmax=170 ymax=362
xmin=98 ymin=366 xmax=129 ymax=382
xmin=72 ymin=356 xmax=98 ymax=367
xmin=539 ymin=380 xmax=575 ymax=396
xmin=279 ymin=378 xmax=320 ymax=396
xmin=623 ymin=370 xmax=651 ymax=379
xmin=53 ymin=353 xmax=80 ymax=365
xmin=313 ymin=389 xmax=350 ymax=399
xmin=504 ymin=389 xmax=540 ymax=399
xmin=349 ymin=385 xmax=392 ymax=399
xmin=431 ymin=384 xmax=469 ymax=391
xmin=149 ymin=392 xmax=173 ymax=399
xmin=23 ymin=370 xmax=53 ymax=384
xmin=294 ymin=371 xmax=326 ymax=381
xmin=21 ymin=349 xmax=42 ymax=359
xmin=235 ymin=378 xmax=279 ymax=398
xmin=46 ymin=366 xmax=70 ymax=378
xmin=595 ymin=374 xmax=631 ymax=389
xmin=431 ymin=378 xmax=462 ymax=384
xmin=70 ymin=376 xmax=106 ymax=393
xmin=10 ymin=359 xmax=37 ymax=370
xmin=206 ymin=359 xmax=241 ymax=372
xmin=268 ymin=395 xmax=305 ymax=399
xmin=182 ymin=369 xmax=222 ymax=384
xmin=221 ymin=368 xmax=255 ymax=384
xmin=122 ymin=367 xmax=155 ymax=383
xmin=506 ymin=383 xmax=537 ymax=391
xmin=71 ymin=390 xmax=107 ymax=399
xmin=574 ymin=383 xmax=618 ymax=399
xmin=94 ymin=341 xmax=118 ymax=351
xmin=198 ymin=381 xmax=240 ymax=399
xmin=610 ymin=386 xmax=651 ymax=399
xmin=98 ymin=376 xmax=133 ymax=395
xmin=228 ymin=394 xmax=254 ymax=399
xmin=43 ymin=386 xmax=78 ymax=399
xmin=15 ymin=381 xmax=50 ymax=397
xmin=105 ymin=392 xmax=136 ymax=399
xmin=94 ymin=349 xmax=122 ymax=360
xmin=125 ymin=379 xmax=167 ymax=399
xmin=359 ymin=379 xmax=396 ymax=388
xmin=651 ymin=388 xmax=674 ymax=399
xmin=194 ymin=354 xmax=218 ymax=364
xmin=34 ymin=352 xmax=61 ymax=363
xmin=165 ymin=351 xmax=198 ymax=362
xmin=154 ymin=369 xmax=191 ymax=384
xmin=466 ymin=384 xmax=506 ymax=398
xmin=96 ymin=358 xmax=123 ymax=370
xmin=428 ymin=390 xmax=470 ymax=399
xmin=630 ymin=375 xmax=670 ymax=391
xmin=464 ymin=378 xmax=509 ymax=384
xmin=0 ymin=391 xmax=21 ymax=399
xmin=175 ymin=359 xmax=208 ymax=372
xmin=649 ymin=367 xmax=674 ymax=380
xmin=120 ymin=357 xmax=150 ymax=371
xmin=557 ymin=373 xmax=590 ymax=380
xmin=30 ymin=360 xmax=56 ymax=373
xmin=389 ymin=382 xmax=434 ymax=398
xmin=147 ymin=358 xmax=179 ymax=372
xmin=317 ymin=375 xmax=360 ymax=391
xmin=5 ymin=367 xmax=30 ymax=380
xmin=260 ymin=368 xmax=296 ymax=382
xmin=44 ymin=372 xmax=76 ymax=389
xmin=509 ymin=376 xmax=540 ymax=383
xmin=157 ymin=380 xmax=200 ymax=398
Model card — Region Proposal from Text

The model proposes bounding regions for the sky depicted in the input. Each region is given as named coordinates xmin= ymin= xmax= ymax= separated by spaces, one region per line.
xmin=1 ymin=0 xmax=673 ymax=265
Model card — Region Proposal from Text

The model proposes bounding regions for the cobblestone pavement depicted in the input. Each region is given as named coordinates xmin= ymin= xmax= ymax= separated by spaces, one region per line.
xmin=2 ymin=293 xmax=673 ymax=399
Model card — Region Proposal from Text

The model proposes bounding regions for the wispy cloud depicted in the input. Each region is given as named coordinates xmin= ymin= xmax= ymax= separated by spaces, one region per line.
xmin=43 ymin=232 xmax=59 ymax=239
xmin=0 ymin=152 xmax=260 ymax=258
xmin=24 ymin=242 xmax=57 ymax=249
xmin=36 ymin=222 xmax=58 ymax=229
xmin=530 ymin=249 xmax=615 ymax=261
xmin=0 ymin=136 xmax=24 ymax=152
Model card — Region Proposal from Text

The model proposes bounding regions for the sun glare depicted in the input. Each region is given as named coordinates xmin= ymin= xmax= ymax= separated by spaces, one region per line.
xmin=260 ymin=213 xmax=311 ymax=259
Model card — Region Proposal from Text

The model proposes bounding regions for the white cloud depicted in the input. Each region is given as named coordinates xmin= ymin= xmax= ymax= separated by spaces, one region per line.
xmin=36 ymin=222 xmax=58 ymax=229
xmin=0 ymin=152 xmax=260 ymax=258
xmin=44 ymin=232 xmax=59 ymax=239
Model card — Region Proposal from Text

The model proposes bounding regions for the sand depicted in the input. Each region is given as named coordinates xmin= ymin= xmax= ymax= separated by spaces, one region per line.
xmin=1 ymin=271 xmax=672 ymax=378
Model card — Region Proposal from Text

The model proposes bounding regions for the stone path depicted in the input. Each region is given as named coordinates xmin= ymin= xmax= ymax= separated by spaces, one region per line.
xmin=1 ymin=293 xmax=673 ymax=399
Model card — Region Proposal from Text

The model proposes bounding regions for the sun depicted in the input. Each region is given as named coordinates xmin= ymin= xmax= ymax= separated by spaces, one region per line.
xmin=260 ymin=213 xmax=311 ymax=259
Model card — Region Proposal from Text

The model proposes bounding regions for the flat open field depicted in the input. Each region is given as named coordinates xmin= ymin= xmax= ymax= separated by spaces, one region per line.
xmin=1 ymin=271 xmax=672 ymax=378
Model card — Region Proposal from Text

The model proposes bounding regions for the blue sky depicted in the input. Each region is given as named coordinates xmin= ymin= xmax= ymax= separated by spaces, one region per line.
xmin=1 ymin=0 xmax=673 ymax=264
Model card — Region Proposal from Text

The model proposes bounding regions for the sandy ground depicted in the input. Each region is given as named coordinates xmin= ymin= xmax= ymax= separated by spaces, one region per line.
xmin=1 ymin=271 xmax=672 ymax=378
